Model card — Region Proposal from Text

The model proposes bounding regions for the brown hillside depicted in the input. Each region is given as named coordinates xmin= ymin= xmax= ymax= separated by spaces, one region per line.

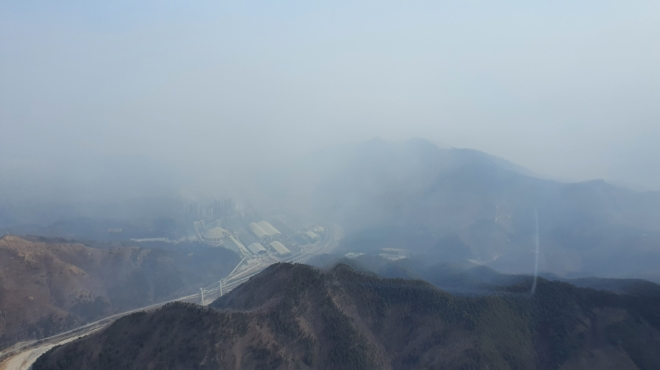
xmin=0 ymin=235 xmax=239 ymax=349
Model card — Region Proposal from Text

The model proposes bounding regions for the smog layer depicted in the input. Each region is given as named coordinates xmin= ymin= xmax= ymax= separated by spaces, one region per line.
xmin=2 ymin=2 xmax=660 ymax=369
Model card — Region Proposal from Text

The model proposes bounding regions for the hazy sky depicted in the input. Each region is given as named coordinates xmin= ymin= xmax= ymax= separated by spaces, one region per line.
xmin=2 ymin=0 xmax=659 ymax=200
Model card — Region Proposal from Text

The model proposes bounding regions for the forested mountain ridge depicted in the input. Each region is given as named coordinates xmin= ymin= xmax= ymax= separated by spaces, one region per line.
xmin=34 ymin=262 xmax=660 ymax=370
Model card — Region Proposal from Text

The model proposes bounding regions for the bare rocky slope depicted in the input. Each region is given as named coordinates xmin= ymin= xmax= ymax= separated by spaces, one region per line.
xmin=0 ymin=235 xmax=239 ymax=349
xmin=34 ymin=263 xmax=660 ymax=370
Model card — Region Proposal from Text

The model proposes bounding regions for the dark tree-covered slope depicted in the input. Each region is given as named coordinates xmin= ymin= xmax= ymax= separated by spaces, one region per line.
xmin=34 ymin=263 xmax=660 ymax=370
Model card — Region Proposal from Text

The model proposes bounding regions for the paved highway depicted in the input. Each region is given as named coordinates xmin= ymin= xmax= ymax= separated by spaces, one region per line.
xmin=0 ymin=224 xmax=341 ymax=370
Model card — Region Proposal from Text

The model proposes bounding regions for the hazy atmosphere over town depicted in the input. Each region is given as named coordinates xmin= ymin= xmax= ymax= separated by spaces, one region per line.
xmin=1 ymin=1 xmax=660 ymax=370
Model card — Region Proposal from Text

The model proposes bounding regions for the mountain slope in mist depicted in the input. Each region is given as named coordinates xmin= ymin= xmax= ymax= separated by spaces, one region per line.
xmin=310 ymin=253 xmax=660 ymax=302
xmin=34 ymin=263 xmax=660 ymax=370
xmin=0 ymin=196 xmax=187 ymax=242
xmin=0 ymin=235 xmax=239 ymax=349
xmin=271 ymin=138 xmax=660 ymax=281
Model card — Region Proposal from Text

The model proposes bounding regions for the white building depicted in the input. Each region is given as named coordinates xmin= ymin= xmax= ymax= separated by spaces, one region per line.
xmin=203 ymin=227 xmax=228 ymax=242
xmin=248 ymin=242 xmax=268 ymax=254
xmin=249 ymin=222 xmax=269 ymax=239
xmin=269 ymin=241 xmax=291 ymax=255
xmin=258 ymin=221 xmax=281 ymax=236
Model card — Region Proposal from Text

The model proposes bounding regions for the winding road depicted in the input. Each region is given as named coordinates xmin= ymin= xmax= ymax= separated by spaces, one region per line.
xmin=0 ymin=225 xmax=341 ymax=370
